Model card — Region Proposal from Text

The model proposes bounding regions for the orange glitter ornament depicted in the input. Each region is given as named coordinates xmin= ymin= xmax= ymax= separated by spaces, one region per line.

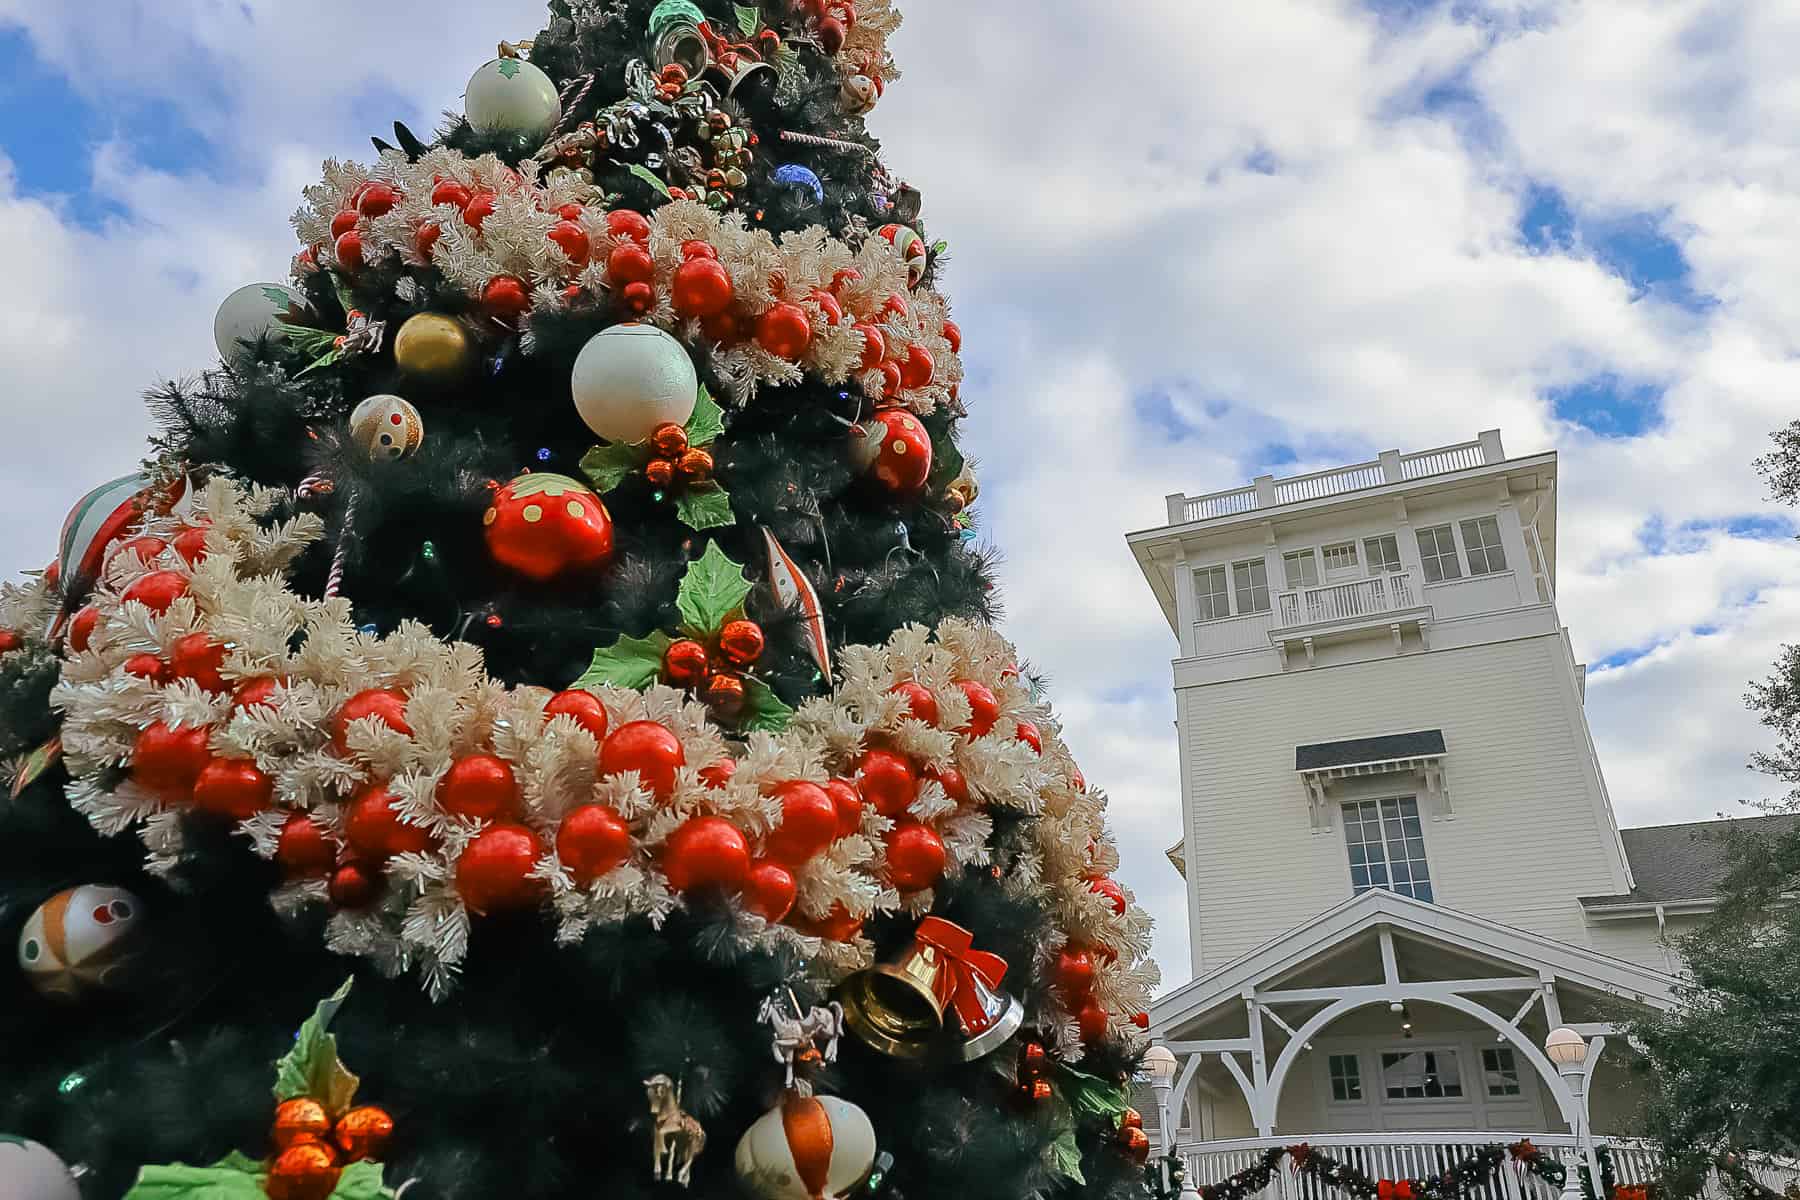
xmin=271 ymin=1097 xmax=332 ymax=1149
xmin=266 ymin=1140 xmax=341 ymax=1200
xmin=333 ymin=1104 xmax=396 ymax=1162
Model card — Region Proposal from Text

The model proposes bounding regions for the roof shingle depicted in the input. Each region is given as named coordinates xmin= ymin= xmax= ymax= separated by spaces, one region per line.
xmin=1580 ymin=813 xmax=1800 ymax=907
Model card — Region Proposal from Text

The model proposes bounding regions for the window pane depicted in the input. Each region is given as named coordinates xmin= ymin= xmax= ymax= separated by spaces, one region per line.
xmin=1365 ymin=535 xmax=1402 ymax=573
xmin=1284 ymin=550 xmax=1319 ymax=590
xmin=1323 ymin=542 xmax=1359 ymax=572
xmin=1460 ymin=517 xmax=1508 ymax=576
xmin=1416 ymin=525 xmax=1463 ymax=584
xmin=1195 ymin=566 xmax=1230 ymax=621
xmin=1329 ymin=1054 xmax=1363 ymax=1102
xmin=1382 ymin=1050 xmax=1463 ymax=1100
xmin=1345 ymin=797 xmax=1432 ymax=901
xmin=1234 ymin=559 xmax=1271 ymax=614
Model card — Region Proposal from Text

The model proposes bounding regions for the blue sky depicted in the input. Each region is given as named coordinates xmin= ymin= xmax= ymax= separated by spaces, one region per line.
xmin=3 ymin=0 xmax=1798 ymax=987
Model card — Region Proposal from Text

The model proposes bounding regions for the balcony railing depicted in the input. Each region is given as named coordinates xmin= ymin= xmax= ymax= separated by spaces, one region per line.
xmin=1166 ymin=432 xmax=1506 ymax=526
xmin=1278 ymin=572 xmax=1419 ymax=627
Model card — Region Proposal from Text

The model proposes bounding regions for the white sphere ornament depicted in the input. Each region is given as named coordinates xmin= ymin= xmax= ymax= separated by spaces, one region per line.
xmin=464 ymin=56 xmax=562 ymax=142
xmin=0 ymin=1136 xmax=81 ymax=1200
xmin=734 ymin=1093 xmax=877 ymax=1200
xmin=349 ymin=395 xmax=425 ymax=462
xmin=17 ymin=885 xmax=145 ymax=1001
xmin=571 ymin=324 xmax=699 ymax=444
xmin=213 ymin=282 xmax=309 ymax=361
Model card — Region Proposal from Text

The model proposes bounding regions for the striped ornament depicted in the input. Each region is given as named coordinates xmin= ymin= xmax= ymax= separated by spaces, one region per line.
xmin=734 ymin=1093 xmax=876 ymax=1200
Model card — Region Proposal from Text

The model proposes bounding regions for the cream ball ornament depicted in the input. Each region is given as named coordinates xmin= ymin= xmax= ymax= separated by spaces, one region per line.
xmin=734 ymin=1093 xmax=877 ymax=1200
xmin=571 ymin=324 xmax=699 ymax=444
xmin=16 ymin=885 xmax=146 ymax=1001
xmin=213 ymin=282 xmax=309 ymax=361
xmin=0 ymin=1136 xmax=81 ymax=1200
xmin=348 ymin=395 xmax=425 ymax=462
xmin=464 ymin=56 xmax=562 ymax=143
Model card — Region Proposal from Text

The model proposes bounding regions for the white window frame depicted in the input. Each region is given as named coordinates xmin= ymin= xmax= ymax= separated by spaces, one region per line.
xmin=1321 ymin=541 xmax=1360 ymax=579
xmin=1283 ymin=549 xmax=1319 ymax=590
xmin=1341 ymin=795 xmax=1435 ymax=903
xmin=1327 ymin=1052 xmax=1364 ymax=1104
xmin=1364 ymin=534 xmax=1403 ymax=574
xmin=1481 ymin=1046 xmax=1524 ymax=1097
xmin=1460 ymin=516 xmax=1508 ymax=576
xmin=1416 ymin=524 xmax=1463 ymax=584
xmin=1379 ymin=1045 xmax=1466 ymax=1102
xmin=1194 ymin=565 xmax=1230 ymax=622
xmin=1233 ymin=558 xmax=1271 ymax=615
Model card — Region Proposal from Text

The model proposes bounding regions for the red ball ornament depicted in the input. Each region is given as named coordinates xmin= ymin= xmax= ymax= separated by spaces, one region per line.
xmin=702 ymin=310 xmax=740 ymax=344
xmin=1015 ymin=721 xmax=1042 ymax=754
xmin=113 ymin=535 xmax=166 ymax=564
xmin=131 ymin=721 xmax=211 ymax=800
xmin=431 ymin=179 xmax=473 ymax=209
xmin=330 ymin=210 xmax=359 ymax=240
xmin=766 ymin=781 xmax=839 ymax=866
xmin=545 ymin=689 xmax=609 ymax=740
xmin=328 ymin=861 xmax=381 ymax=909
xmin=1054 ymin=946 xmax=1095 ymax=999
xmin=662 ymin=815 xmax=751 ymax=893
xmin=672 ymin=257 xmax=735 ymax=319
xmin=1132 ymin=1011 xmax=1151 ymax=1030
xmin=123 ymin=653 xmax=169 ymax=684
xmin=743 ymin=858 xmax=797 ymax=922
xmin=663 ymin=639 xmax=711 ymax=688
xmin=415 ymin=221 xmax=442 ymax=256
xmin=700 ymin=757 xmax=738 ymax=790
xmin=1088 ymin=876 xmax=1127 ymax=915
xmin=756 ymin=303 xmax=813 ymax=360
xmin=650 ymin=422 xmax=690 ymax=457
xmin=717 ymin=619 xmax=766 ymax=667
xmin=606 ymin=209 xmax=653 ymax=243
xmin=607 ymin=241 xmax=656 ymax=285
xmin=331 ymin=688 xmax=412 ymax=756
xmin=957 ymin=680 xmax=1000 ymax=737
xmin=547 ymin=219 xmax=591 ymax=267
xmin=824 ymin=778 xmax=863 ymax=837
xmin=456 ymin=823 xmax=546 ymax=914
xmin=484 ymin=472 xmax=615 ymax=582
xmin=68 ymin=605 xmax=100 ymax=653
xmin=276 ymin=814 xmax=335 ymax=878
xmin=122 ymin=570 xmax=189 ymax=615
xmin=901 ymin=345 xmax=935 ymax=389
xmin=857 ymin=747 xmax=917 ymax=817
xmin=885 ymin=819 xmax=947 ymax=892
xmin=481 ymin=275 xmax=532 ymax=324
xmin=942 ymin=320 xmax=962 ymax=353
xmin=170 ymin=633 xmax=228 ymax=692
xmin=811 ymin=289 xmax=845 ymax=325
xmin=889 ymin=681 xmax=939 ymax=725
xmin=193 ymin=758 xmax=273 ymax=821
xmin=333 ymin=1106 xmax=395 ymax=1163
xmin=851 ymin=408 xmax=932 ymax=496
xmin=601 ymin=720 xmax=685 ymax=800
xmin=1077 ymin=1000 xmax=1109 ymax=1043
xmin=266 ymin=1141 xmax=340 ymax=1200
xmin=557 ymin=804 xmax=633 ymax=884
xmin=878 ymin=361 xmax=903 ymax=399
xmin=1120 ymin=1126 xmax=1151 ymax=1165
xmin=272 ymin=1098 xmax=332 ymax=1149
xmin=558 ymin=202 xmax=585 ymax=221
xmin=703 ymin=672 xmax=747 ymax=717
xmin=924 ymin=764 xmax=969 ymax=805
xmin=792 ymin=901 xmax=864 ymax=943
xmin=681 ymin=240 xmax=718 ymax=261
xmin=622 ymin=281 xmax=657 ymax=315
xmin=344 ymin=782 xmax=435 ymax=860
xmin=357 ymin=182 xmax=400 ymax=217
xmin=817 ymin=15 xmax=846 ymax=54
xmin=334 ymin=230 xmax=364 ymax=271
xmin=439 ymin=754 xmax=519 ymax=821
xmin=232 ymin=676 xmax=282 ymax=712
xmin=171 ymin=526 xmax=210 ymax=565
xmin=462 ymin=190 xmax=497 ymax=230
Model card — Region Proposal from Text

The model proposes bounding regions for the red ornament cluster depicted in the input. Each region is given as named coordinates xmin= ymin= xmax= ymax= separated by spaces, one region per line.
xmin=267 ymin=1095 xmax=394 ymax=1200
xmin=661 ymin=616 xmax=766 ymax=720
xmin=644 ymin=422 xmax=715 ymax=494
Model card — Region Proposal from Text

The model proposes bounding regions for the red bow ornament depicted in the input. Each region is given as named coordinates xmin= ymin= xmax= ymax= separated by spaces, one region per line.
xmin=1379 ymin=1182 xmax=1396 ymax=1200
xmin=914 ymin=916 xmax=1010 ymax=1034
xmin=1286 ymin=1145 xmax=1312 ymax=1171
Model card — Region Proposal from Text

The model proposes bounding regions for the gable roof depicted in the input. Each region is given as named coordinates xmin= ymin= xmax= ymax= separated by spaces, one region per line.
xmin=1579 ymin=813 xmax=1799 ymax=908
xmin=1296 ymin=729 xmax=1446 ymax=772
xmin=1151 ymin=887 xmax=1678 ymax=1035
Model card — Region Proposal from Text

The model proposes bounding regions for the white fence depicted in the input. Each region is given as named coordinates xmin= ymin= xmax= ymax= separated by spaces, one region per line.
xmin=1278 ymin=572 xmax=1419 ymax=627
xmin=1168 ymin=437 xmax=1499 ymax=525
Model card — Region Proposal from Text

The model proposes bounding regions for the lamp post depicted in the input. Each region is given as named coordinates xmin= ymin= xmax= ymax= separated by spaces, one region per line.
xmin=1143 ymin=1045 xmax=1181 ymax=1196
xmin=1546 ymin=1028 xmax=1602 ymax=1200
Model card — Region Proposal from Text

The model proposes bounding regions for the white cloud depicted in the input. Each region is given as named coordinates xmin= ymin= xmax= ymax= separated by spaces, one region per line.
xmin=4 ymin=0 xmax=1800 ymax=992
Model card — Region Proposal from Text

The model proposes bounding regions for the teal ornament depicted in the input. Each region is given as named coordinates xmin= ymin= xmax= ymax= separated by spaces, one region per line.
xmin=650 ymin=0 xmax=707 ymax=38
xmin=773 ymin=164 xmax=825 ymax=205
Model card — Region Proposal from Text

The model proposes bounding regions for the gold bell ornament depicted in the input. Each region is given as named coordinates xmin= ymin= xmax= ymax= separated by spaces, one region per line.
xmin=839 ymin=916 xmax=1022 ymax=1062
xmin=393 ymin=313 xmax=475 ymax=386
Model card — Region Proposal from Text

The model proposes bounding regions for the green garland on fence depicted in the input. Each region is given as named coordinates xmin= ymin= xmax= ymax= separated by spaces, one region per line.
xmin=1577 ymin=1146 xmax=1620 ymax=1200
xmin=1196 ymin=1140 xmax=1569 ymax=1200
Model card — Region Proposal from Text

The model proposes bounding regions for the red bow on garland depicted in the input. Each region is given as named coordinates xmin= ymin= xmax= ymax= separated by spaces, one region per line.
xmin=1510 ymin=1140 xmax=1539 ymax=1162
xmin=914 ymin=916 xmax=1011 ymax=1034
xmin=1286 ymin=1145 xmax=1312 ymax=1170
xmin=1377 ymin=1180 xmax=1417 ymax=1200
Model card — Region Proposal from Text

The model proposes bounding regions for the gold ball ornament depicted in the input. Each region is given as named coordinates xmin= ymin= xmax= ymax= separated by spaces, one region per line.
xmin=348 ymin=395 xmax=425 ymax=463
xmin=393 ymin=313 xmax=475 ymax=385
xmin=16 ymin=885 xmax=145 ymax=1000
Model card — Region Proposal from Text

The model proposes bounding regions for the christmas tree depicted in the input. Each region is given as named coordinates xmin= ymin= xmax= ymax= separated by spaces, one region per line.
xmin=0 ymin=4 xmax=1158 ymax=1199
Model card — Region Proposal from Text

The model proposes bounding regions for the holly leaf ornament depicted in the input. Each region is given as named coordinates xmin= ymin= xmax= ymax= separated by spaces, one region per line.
xmin=1049 ymin=1130 xmax=1086 ymax=1185
xmin=329 ymin=1162 xmax=397 ymax=1200
xmin=124 ymin=1159 xmax=268 ymax=1200
xmin=627 ymin=163 xmax=672 ymax=198
xmin=273 ymin=976 xmax=360 ymax=1118
xmin=675 ymin=481 xmax=735 ymax=531
xmin=740 ymin=677 xmax=794 ymax=732
xmin=573 ymin=631 xmax=675 ymax=692
xmin=579 ymin=443 xmax=641 ymax=494
xmin=1057 ymin=1062 xmax=1129 ymax=1122
xmin=677 ymin=541 xmax=752 ymax=637
xmin=686 ymin=385 xmax=724 ymax=447
xmin=274 ymin=321 xmax=347 ymax=376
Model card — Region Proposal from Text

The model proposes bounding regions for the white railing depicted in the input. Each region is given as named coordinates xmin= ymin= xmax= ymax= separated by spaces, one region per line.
xmin=1277 ymin=572 xmax=1419 ymax=627
xmin=1193 ymin=611 xmax=1278 ymax=657
xmin=1166 ymin=434 xmax=1503 ymax=525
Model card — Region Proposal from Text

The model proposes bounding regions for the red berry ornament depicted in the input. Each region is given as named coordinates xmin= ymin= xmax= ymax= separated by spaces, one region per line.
xmin=717 ymin=619 xmax=766 ymax=667
xmin=766 ymin=781 xmax=839 ymax=866
xmin=700 ymin=757 xmax=738 ymax=789
xmin=663 ymin=639 xmax=711 ymax=688
xmin=672 ymin=257 xmax=734 ymax=319
xmin=607 ymin=242 xmax=656 ymax=285
xmin=682 ymin=240 xmax=718 ymax=260
xmin=277 ymin=814 xmax=335 ymax=878
xmin=852 ymin=409 xmax=932 ymax=496
xmin=329 ymin=861 xmax=381 ymax=909
xmin=824 ymin=778 xmax=863 ymax=837
xmin=68 ymin=606 xmax=100 ymax=653
xmin=267 ymin=1141 xmax=341 ymax=1200
xmin=557 ymin=804 xmax=632 ymax=884
xmin=481 ymin=275 xmax=532 ymax=324
xmin=901 ymin=345 xmax=935 ymax=389
xmin=547 ymin=219 xmax=591 ymax=267
xmin=703 ymin=672 xmax=747 ymax=717
xmin=193 ymin=758 xmax=274 ymax=820
xmin=885 ymin=819 xmax=947 ymax=892
xmin=558 ymin=203 xmax=585 ymax=221
xmin=131 ymin=721 xmax=211 ymax=800
xmin=925 ymin=764 xmax=969 ymax=805
xmin=334 ymin=230 xmax=364 ymax=270
xmin=123 ymin=653 xmax=169 ymax=684
xmin=113 ymin=536 xmax=166 ymax=564
xmin=942 ymin=320 xmax=962 ymax=353
xmin=357 ymin=182 xmax=400 ymax=217
xmin=545 ymin=689 xmax=609 ymax=740
xmin=330 ymin=210 xmax=359 ymax=240
xmin=1015 ymin=721 xmax=1042 ymax=754
xmin=171 ymin=526 xmax=210 ymax=565
xmin=331 ymin=688 xmax=412 ymax=756
xmin=857 ymin=747 xmax=917 ymax=817
xmin=811 ymin=289 xmax=844 ymax=326
xmin=170 ymin=633 xmax=229 ymax=692
xmin=232 ymin=676 xmax=282 ymax=711
xmin=744 ymin=859 xmax=797 ymax=922
xmin=484 ymin=472 xmax=615 ymax=582
xmin=414 ymin=222 xmax=441 ymax=256
xmin=792 ymin=902 xmax=864 ymax=943
xmin=606 ymin=209 xmax=652 ymax=243
xmin=1132 ymin=1011 xmax=1151 ymax=1030
xmin=889 ymin=681 xmax=939 ymax=725
xmin=463 ymin=191 xmax=497 ymax=230
xmin=817 ymin=16 xmax=846 ymax=54
xmin=456 ymin=823 xmax=546 ymax=914
xmin=601 ymin=720 xmax=685 ymax=800
xmin=1089 ymin=876 xmax=1127 ymax=915
xmin=878 ymin=361 xmax=903 ymax=399
xmin=957 ymin=680 xmax=1000 ymax=737
xmin=756 ymin=303 xmax=813 ymax=360
xmin=344 ymin=783 xmax=435 ymax=860
xmin=122 ymin=571 xmax=188 ymax=615
xmin=431 ymin=179 xmax=473 ymax=209
xmin=1054 ymin=946 xmax=1095 ymax=999
xmin=1077 ymin=1000 xmax=1109 ymax=1043
xmin=854 ymin=323 xmax=886 ymax=369
xmin=439 ymin=754 xmax=519 ymax=821
xmin=664 ymin=815 xmax=751 ymax=893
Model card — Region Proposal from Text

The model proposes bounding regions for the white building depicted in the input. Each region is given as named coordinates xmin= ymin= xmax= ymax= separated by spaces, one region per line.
xmin=1128 ymin=431 xmax=1786 ymax=1188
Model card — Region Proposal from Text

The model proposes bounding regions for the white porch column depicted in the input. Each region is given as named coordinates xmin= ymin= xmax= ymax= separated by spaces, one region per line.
xmin=1245 ymin=993 xmax=1273 ymax=1136
xmin=1174 ymin=550 xmax=1198 ymax=658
